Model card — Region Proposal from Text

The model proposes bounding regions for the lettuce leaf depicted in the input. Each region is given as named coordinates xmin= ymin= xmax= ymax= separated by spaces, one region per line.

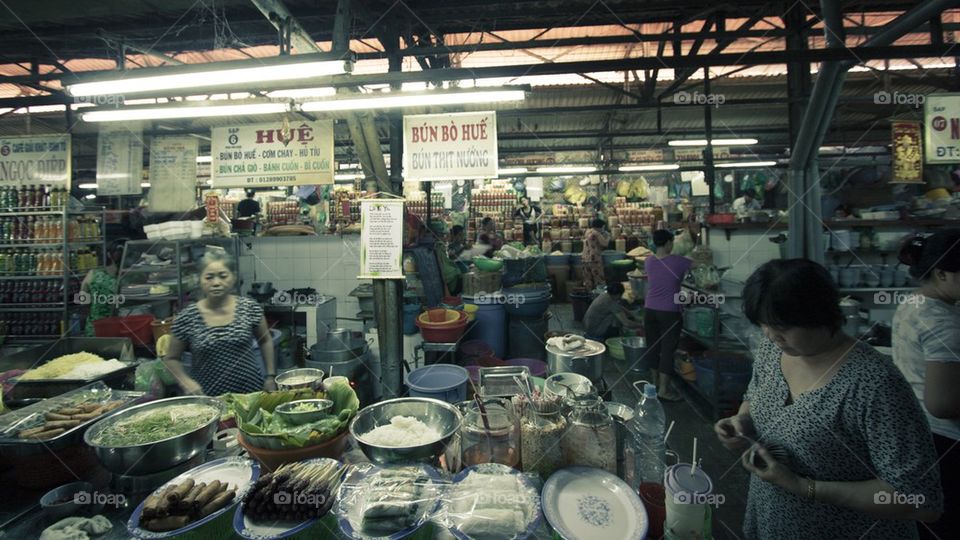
xmin=231 ymin=384 xmax=360 ymax=448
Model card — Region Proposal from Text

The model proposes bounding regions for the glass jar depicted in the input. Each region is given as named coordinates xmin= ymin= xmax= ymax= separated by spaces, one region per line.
xmin=459 ymin=398 xmax=520 ymax=469
xmin=561 ymin=396 xmax=617 ymax=474
xmin=520 ymin=403 xmax=567 ymax=479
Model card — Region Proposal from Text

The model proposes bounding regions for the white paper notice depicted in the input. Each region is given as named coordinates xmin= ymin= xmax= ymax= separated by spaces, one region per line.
xmin=97 ymin=123 xmax=143 ymax=196
xmin=148 ymin=136 xmax=199 ymax=212
xmin=360 ymin=199 xmax=405 ymax=279
xmin=403 ymin=111 xmax=498 ymax=181
xmin=0 ymin=135 xmax=71 ymax=187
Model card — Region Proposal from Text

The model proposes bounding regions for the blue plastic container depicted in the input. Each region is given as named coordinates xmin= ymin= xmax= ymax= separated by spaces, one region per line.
xmin=693 ymin=353 xmax=752 ymax=402
xmin=504 ymin=295 xmax=551 ymax=318
xmin=507 ymin=313 xmax=550 ymax=360
xmin=601 ymin=250 xmax=627 ymax=265
xmin=464 ymin=294 xmax=507 ymax=359
xmin=545 ymin=254 xmax=570 ymax=266
xmin=406 ymin=364 xmax=469 ymax=403
xmin=403 ymin=304 xmax=421 ymax=335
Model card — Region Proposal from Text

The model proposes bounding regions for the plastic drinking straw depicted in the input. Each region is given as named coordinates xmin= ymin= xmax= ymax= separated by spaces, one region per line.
xmin=691 ymin=437 xmax=698 ymax=476
xmin=664 ymin=420 xmax=676 ymax=445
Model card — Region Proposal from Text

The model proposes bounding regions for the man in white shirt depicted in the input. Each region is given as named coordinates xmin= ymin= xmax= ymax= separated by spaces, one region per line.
xmin=732 ymin=191 xmax=761 ymax=217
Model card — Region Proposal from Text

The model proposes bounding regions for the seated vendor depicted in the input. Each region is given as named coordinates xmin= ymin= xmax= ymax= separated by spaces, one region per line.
xmin=583 ymin=282 xmax=641 ymax=340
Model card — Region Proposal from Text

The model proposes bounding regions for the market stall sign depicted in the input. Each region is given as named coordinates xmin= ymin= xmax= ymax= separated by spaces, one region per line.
xmin=211 ymin=120 xmax=334 ymax=187
xmin=924 ymin=93 xmax=960 ymax=164
xmin=148 ymin=136 xmax=199 ymax=211
xmin=360 ymin=199 xmax=404 ymax=279
xmin=403 ymin=111 xmax=498 ymax=181
xmin=619 ymin=149 xmax=665 ymax=163
xmin=97 ymin=123 xmax=144 ymax=196
xmin=891 ymin=120 xmax=923 ymax=183
xmin=672 ymin=147 xmax=731 ymax=162
xmin=0 ymin=134 xmax=71 ymax=187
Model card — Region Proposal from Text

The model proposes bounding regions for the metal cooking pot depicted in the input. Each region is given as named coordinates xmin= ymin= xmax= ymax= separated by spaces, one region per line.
xmin=307 ymin=334 xmax=369 ymax=377
xmin=546 ymin=336 xmax=606 ymax=381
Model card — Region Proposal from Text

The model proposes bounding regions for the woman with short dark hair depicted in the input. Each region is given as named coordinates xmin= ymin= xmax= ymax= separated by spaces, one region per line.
xmin=893 ymin=229 xmax=960 ymax=538
xmin=716 ymin=259 xmax=942 ymax=539
xmin=643 ymin=229 xmax=691 ymax=400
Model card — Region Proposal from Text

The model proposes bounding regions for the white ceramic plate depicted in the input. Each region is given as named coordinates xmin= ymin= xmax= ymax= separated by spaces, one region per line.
xmin=128 ymin=456 xmax=260 ymax=539
xmin=336 ymin=464 xmax=443 ymax=540
xmin=233 ymin=457 xmax=343 ymax=540
xmin=542 ymin=467 xmax=648 ymax=540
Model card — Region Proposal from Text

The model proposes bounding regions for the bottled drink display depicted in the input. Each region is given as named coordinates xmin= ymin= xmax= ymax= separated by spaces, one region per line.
xmin=0 ymin=184 xmax=68 ymax=210
xmin=629 ymin=383 xmax=668 ymax=490
xmin=0 ymin=279 xmax=77 ymax=305
xmin=0 ymin=248 xmax=99 ymax=275
xmin=0 ymin=312 xmax=62 ymax=337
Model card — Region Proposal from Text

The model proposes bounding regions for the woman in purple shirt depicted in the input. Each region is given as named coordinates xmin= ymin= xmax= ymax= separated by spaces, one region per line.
xmin=644 ymin=229 xmax=691 ymax=401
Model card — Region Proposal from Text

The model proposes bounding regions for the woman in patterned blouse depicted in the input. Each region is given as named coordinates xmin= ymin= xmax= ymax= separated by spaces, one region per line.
xmin=715 ymin=259 xmax=942 ymax=539
xmin=164 ymin=250 xmax=276 ymax=396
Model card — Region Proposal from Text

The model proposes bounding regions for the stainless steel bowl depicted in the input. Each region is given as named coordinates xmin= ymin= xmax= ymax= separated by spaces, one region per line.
xmin=349 ymin=397 xmax=462 ymax=465
xmin=83 ymin=396 xmax=223 ymax=476
xmin=544 ymin=372 xmax=595 ymax=401
xmin=275 ymin=399 xmax=333 ymax=424
xmin=275 ymin=368 xmax=324 ymax=391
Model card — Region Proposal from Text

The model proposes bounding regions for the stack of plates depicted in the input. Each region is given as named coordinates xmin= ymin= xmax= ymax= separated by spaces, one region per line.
xmin=121 ymin=284 xmax=153 ymax=297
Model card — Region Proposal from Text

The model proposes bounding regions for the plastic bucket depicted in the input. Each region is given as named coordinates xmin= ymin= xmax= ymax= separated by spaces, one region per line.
xmin=93 ymin=315 xmax=155 ymax=347
xmin=459 ymin=340 xmax=493 ymax=364
xmin=150 ymin=317 xmax=174 ymax=342
xmin=507 ymin=313 xmax=550 ymax=360
xmin=570 ymin=291 xmax=592 ymax=323
xmin=693 ymin=353 xmax=752 ymax=402
xmin=463 ymin=295 xmax=507 ymax=359
xmin=403 ymin=304 xmax=421 ymax=335
xmin=405 ymin=364 xmax=469 ymax=403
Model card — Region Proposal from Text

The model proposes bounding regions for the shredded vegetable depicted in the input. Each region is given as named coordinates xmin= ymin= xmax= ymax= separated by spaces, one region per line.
xmin=93 ymin=404 xmax=218 ymax=446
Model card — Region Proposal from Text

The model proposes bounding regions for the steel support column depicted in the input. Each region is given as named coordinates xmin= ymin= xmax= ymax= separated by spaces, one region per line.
xmin=787 ymin=0 xmax=957 ymax=261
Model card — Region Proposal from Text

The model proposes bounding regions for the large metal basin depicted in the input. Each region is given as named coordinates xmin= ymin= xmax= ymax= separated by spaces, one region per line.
xmin=350 ymin=397 xmax=462 ymax=465
xmin=83 ymin=396 xmax=223 ymax=476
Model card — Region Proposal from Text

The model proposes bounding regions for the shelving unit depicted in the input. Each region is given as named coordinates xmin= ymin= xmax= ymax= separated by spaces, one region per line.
xmin=115 ymin=236 xmax=239 ymax=313
xmin=0 ymin=205 xmax=107 ymax=341
xmin=678 ymin=282 xmax=751 ymax=420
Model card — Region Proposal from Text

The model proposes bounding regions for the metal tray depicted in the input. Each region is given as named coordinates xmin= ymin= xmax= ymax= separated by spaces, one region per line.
xmin=479 ymin=366 xmax=531 ymax=398
xmin=4 ymin=338 xmax=138 ymax=400
xmin=0 ymin=381 xmax=147 ymax=456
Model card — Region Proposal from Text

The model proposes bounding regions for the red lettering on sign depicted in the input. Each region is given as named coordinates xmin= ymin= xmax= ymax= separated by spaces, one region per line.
xmin=952 ymin=118 xmax=960 ymax=140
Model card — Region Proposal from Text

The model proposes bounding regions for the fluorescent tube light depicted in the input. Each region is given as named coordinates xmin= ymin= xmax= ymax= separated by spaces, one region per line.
xmin=196 ymin=156 xmax=212 ymax=163
xmin=267 ymin=87 xmax=337 ymax=99
xmin=536 ymin=166 xmax=597 ymax=174
xmin=78 ymin=183 xmax=97 ymax=189
xmin=301 ymin=89 xmax=525 ymax=112
xmin=714 ymin=161 xmax=777 ymax=168
xmin=619 ymin=164 xmax=680 ymax=172
xmin=668 ymin=138 xmax=758 ymax=146
xmin=338 ymin=163 xmax=361 ymax=170
xmin=141 ymin=182 xmax=151 ymax=188
xmin=68 ymin=59 xmax=350 ymax=97
xmin=84 ymin=194 xmax=96 ymax=200
xmin=497 ymin=168 xmax=528 ymax=175
xmin=82 ymin=102 xmax=288 ymax=122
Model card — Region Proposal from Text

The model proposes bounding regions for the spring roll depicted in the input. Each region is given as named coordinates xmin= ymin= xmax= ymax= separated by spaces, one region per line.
xmin=26 ymin=428 xmax=66 ymax=440
xmin=192 ymin=480 xmax=222 ymax=510
xmin=178 ymin=482 xmax=206 ymax=511
xmin=44 ymin=412 xmax=74 ymax=421
xmin=198 ymin=489 xmax=235 ymax=518
xmin=166 ymin=479 xmax=194 ymax=504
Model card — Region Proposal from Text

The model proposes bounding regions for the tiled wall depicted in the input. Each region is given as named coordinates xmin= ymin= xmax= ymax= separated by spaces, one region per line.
xmin=705 ymin=229 xmax=781 ymax=271
xmin=238 ymin=235 xmax=368 ymax=326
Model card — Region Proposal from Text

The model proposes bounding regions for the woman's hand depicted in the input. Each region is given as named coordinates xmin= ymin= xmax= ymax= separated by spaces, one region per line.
xmin=741 ymin=444 xmax=803 ymax=495
xmin=263 ymin=377 xmax=277 ymax=391
xmin=714 ymin=413 xmax=755 ymax=450
xmin=180 ymin=378 xmax=204 ymax=396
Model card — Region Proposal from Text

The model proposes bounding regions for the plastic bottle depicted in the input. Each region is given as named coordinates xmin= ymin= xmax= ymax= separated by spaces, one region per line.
xmin=628 ymin=383 xmax=667 ymax=491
